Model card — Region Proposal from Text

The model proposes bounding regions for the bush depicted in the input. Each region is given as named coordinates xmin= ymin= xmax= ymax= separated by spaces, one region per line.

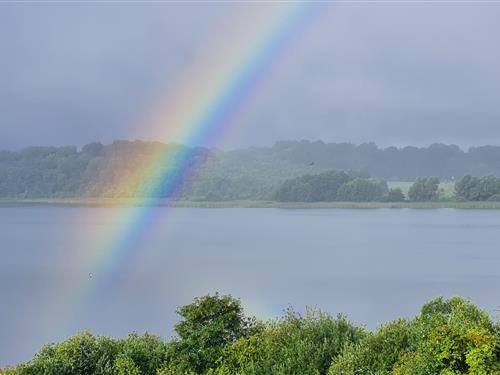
xmin=120 ymin=333 xmax=167 ymax=374
xmin=328 ymin=319 xmax=415 ymax=375
xmin=9 ymin=332 xmax=166 ymax=375
xmin=329 ymin=297 xmax=500 ymax=375
xmin=216 ymin=309 xmax=365 ymax=375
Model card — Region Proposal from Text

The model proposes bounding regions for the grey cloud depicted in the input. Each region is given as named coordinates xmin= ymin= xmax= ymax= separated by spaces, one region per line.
xmin=1 ymin=2 xmax=500 ymax=150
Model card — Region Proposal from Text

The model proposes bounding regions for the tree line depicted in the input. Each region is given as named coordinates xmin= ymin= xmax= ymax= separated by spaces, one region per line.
xmin=2 ymin=140 xmax=500 ymax=201
xmin=274 ymin=173 xmax=500 ymax=203
xmin=274 ymin=171 xmax=390 ymax=202
xmin=3 ymin=294 xmax=499 ymax=374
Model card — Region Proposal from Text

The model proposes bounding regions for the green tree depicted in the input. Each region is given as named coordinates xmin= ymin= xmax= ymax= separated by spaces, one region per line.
xmin=329 ymin=297 xmax=500 ymax=375
xmin=404 ymin=296 xmax=500 ymax=374
xmin=328 ymin=319 xmax=415 ymax=375
xmin=408 ymin=177 xmax=440 ymax=201
xmin=215 ymin=309 xmax=365 ymax=375
xmin=455 ymin=175 xmax=480 ymax=201
xmin=120 ymin=333 xmax=167 ymax=375
xmin=274 ymin=171 xmax=353 ymax=202
xmin=455 ymin=175 xmax=500 ymax=201
xmin=13 ymin=331 xmax=104 ymax=375
xmin=115 ymin=355 xmax=141 ymax=375
xmin=7 ymin=332 xmax=166 ymax=375
xmin=385 ymin=188 xmax=406 ymax=202
xmin=336 ymin=178 xmax=386 ymax=202
xmin=165 ymin=293 xmax=257 ymax=374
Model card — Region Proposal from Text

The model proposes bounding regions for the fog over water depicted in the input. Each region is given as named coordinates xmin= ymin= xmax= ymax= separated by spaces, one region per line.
xmin=1 ymin=206 xmax=499 ymax=366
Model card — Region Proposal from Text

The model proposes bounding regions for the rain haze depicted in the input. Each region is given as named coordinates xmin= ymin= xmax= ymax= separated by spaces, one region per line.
xmin=1 ymin=2 xmax=500 ymax=150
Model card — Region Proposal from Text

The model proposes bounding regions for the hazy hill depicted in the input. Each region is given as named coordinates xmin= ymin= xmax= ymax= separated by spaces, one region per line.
xmin=1 ymin=140 xmax=500 ymax=199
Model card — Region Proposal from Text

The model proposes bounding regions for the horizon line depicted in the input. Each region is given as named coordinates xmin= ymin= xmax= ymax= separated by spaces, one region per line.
xmin=4 ymin=138 xmax=500 ymax=153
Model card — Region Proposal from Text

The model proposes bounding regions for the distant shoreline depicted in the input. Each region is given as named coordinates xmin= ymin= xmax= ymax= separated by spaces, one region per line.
xmin=1 ymin=198 xmax=500 ymax=209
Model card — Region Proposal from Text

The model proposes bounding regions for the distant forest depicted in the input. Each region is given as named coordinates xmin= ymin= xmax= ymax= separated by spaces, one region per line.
xmin=1 ymin=140 xmax=500 ymax=200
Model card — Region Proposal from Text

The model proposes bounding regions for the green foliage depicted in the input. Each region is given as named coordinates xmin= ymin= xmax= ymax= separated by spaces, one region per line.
xmin=385 ymin=188 xmax=406 ymax=202
xmin=336 ymin=178 xmax=387 ymax=202
xmin=3 ymin=140 xmax=500 ymax=200
xmin=7 ymin=331 xmax=166 ymax=375
xmin=28 ymin=331 xmax=103 ymax=375
xmin=114 ymin=355 xmax=141 ymax=375
xmin=156 ymin=365 xmax=197 ymax=375
xmin=329 ymin=319 xmax=416 ymax=375
xmin=119 ymin=333 xmax=167 ymax=374
xmin=274 ymin=171 xmax=353 ymax=202
xmin=487 ymin=193 xmax=500 ymax=201
xmin=408 ymin=177 xmax=440 ymax=201
xmin=164 ymin=293 xmax=257 ymax=374
xmin=406 ymin=296 xmax=500 ymax=375
xmin=275 ymin=172 xmax=389 ymax=203
xmin=214 ymin=309 xmax=365 ymax=375
xmin=455 ymin=175 xmax=500 ymax=201
xmin=3 ymin=296 xmax=499 ymax=375
xmin=329 ymin=296 xmax=500 ymax=375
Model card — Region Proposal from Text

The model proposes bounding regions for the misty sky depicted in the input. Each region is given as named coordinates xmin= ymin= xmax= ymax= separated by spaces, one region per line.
xmin=1 ymin=2 xmax=500 ymax=150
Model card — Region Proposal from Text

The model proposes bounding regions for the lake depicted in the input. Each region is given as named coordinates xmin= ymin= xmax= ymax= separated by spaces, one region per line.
xmin=1 ymin=206 xmax=499 ymax=366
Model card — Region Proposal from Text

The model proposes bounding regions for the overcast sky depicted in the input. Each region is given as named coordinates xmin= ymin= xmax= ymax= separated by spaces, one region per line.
xmin=1 ymin=2 xmax=500 ymax=150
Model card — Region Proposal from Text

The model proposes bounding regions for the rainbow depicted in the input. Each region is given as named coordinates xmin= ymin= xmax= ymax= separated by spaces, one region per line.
xmin=67 ymin=2 xmax=320 ymax=327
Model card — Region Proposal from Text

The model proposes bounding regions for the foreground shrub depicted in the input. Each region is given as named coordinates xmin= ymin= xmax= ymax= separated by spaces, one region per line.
xmin=329 ymin=297 xmax=500 ymax=375
xmin=10 ymin=332 xmax=166 ymax=375
xmin=328 ymin=319 xmax=415 ymax=375
xmin=119 ymin=333 xmax=167 ymax=374
xmin=214 ymin=308 xmax=365 ymax=375
xmin=3 ymin=295 xmax=498 ymax=375
xmin=163 ymin=293 xmax=258 ymax=374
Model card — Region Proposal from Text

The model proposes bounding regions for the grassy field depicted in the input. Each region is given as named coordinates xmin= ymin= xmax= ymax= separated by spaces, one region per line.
xmin=2 ymin=197 xmax=500 ymax=209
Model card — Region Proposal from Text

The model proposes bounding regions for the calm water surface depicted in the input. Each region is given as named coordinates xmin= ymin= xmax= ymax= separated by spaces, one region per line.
xmin=1 ymin=207 xmax=499 ymax=366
